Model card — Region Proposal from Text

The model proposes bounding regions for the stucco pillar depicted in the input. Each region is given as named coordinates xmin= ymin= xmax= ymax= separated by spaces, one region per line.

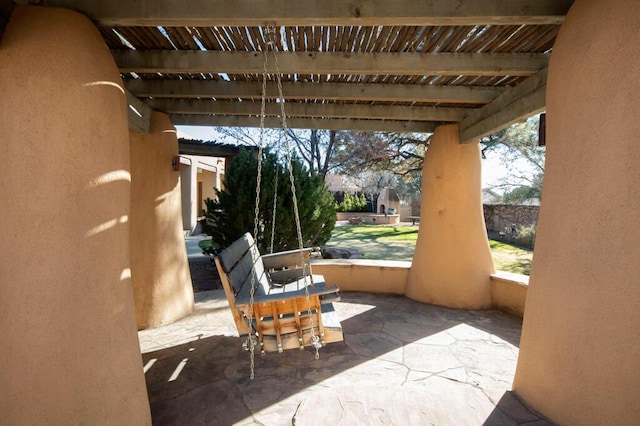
xmin=405 ymin=124 xmax=494 ymax=308
xmin=214 ymin=169 xmax=221 ymax=199
xmin=0 ymin=5 xmax=150 ymax=425
xmin=513 ymin=1 xmax=640 ymax=424
xmin=130 ymin=112 xmax=194 ymax=329
xmin=180 ymin=160 xmax=198 ymax=233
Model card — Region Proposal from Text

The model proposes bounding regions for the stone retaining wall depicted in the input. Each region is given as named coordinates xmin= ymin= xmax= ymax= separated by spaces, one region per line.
xmin=483 ymin=204 xmax=539 ymax=234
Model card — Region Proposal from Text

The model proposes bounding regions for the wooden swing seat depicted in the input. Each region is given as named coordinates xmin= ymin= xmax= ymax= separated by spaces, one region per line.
xmin=214 ymin=233 xmax=344 ymax=353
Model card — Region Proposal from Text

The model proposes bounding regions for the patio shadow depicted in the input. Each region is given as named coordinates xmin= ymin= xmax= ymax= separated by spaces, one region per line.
xmin=141 ymin=292 xmax=546 ymax=425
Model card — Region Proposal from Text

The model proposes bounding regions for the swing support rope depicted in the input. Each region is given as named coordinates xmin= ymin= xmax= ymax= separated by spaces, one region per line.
xmin=245 ymin=26 xmax=321 ymax=380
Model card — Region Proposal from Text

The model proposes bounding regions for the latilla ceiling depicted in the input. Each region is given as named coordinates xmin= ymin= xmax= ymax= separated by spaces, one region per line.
xmin=20 ymin=1 xmax=573 ymax=140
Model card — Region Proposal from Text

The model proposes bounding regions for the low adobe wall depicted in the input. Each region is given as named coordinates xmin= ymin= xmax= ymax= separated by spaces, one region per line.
xmin=312 ymin=259 xmax=410 ymax=294
xmin=490 ymin=272 xmax=528 ymax=317
xmin=336 ymin=212 xmax=400 ymax=225
xmin=313 ymin=260 xmax=528 ymax=318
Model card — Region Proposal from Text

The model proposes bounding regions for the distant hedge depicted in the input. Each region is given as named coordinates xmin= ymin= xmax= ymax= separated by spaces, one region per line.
xmin=334 ymin=192 xmax=368 ymax=212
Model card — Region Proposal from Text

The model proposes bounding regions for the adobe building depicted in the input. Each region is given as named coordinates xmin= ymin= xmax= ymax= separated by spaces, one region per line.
xmin=1 ymin=1 xmax=638 ymax=424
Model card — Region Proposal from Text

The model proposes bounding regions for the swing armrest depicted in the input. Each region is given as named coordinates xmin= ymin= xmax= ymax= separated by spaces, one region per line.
xmin=235 ymin=284 xmax=339 ymax=305
xmin=261 ymin=248 xmax=313 ymax=270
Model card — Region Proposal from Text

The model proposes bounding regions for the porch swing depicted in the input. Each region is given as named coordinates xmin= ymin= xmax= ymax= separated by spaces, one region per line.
xmin=213 ymin=27 xmax=343 ymax=377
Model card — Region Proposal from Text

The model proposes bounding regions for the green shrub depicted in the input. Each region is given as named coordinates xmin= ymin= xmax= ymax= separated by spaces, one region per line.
xmin=514 ymin=224 xmax=537 ymax=249
xmin=335 ymin=192 xmax=368 ymax=212
xmin=203 ymin=148 xmax=336 ymax=252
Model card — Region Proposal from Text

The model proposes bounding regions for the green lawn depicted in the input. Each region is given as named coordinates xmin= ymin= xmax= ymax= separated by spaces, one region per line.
xmin=326 ymin=225 xmax=420 ymax=261
xmin=326 ymin=224 xmax=533 ymax=275
xmin=488 ymin=240 xmax=533 ymax=275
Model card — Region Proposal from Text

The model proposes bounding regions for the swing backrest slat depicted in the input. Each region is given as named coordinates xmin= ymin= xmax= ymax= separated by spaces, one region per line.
xmin=218 ymin=233 xmax=270 ymax=298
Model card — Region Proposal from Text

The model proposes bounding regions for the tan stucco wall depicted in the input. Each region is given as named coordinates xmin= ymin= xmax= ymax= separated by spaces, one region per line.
xmin=0 ymin=5 xmax=150 ymax=425
xmin=405 ymin=124 xmax=494 ymax=308
xmin=312 ymin=260 xmax=409 ymax=294
xmin=130 ymin=112 xmax=194 ymax=329
xmin=335 ymin=212 xmax=400 ymax=225
xmin=180 ymin=160 xmax=197 ymax=232
xmin=198 ymin=169 xmax=217 ymax=213
xmin=513 ymin=1 xmax=640 ymax=423
xmin=490 ymin=272 xmax=528 ymax=318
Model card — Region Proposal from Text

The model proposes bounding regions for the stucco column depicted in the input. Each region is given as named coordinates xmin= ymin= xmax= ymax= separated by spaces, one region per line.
xmin=130 ymin=112 xmax=194 ymax=329
xmin=215 ymin=169 xmax=221 ymax=198
xmin=0 ymin=6 xmax=150 ymax=424
xmin=180 ymin=160 xmax=198 ymax=233
xmin=513 ymin=1 xmax=640 ymax=424
xmin=405 ymin=124 xmax=494 ymax=308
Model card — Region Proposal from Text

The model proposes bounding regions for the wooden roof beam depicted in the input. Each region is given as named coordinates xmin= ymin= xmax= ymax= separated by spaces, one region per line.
xmin=114 ymin=51 xmax=549 ymax=77
xmin=125 ymin=80 xmax=502 ymax=105
xmin=171 ymin=114 xmax=436 ymax=133
xmin=37 ymin=0 xmax=573 ymax=26
xmin=148 ymin=99 xmax=464 ymax=122
xmin=0 ymin=1 xmax=14 ymax=41
xmin=459 ymin=68 xmax=547 ymax=143
xmin=126 ymin=89 xmax=152 ymax=133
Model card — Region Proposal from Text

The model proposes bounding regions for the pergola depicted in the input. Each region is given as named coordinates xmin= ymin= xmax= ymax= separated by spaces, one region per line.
xmin=2 ymin=1 xmax=639 ymax=426
xmin=16 ymin=0 xmax=570 ymax=138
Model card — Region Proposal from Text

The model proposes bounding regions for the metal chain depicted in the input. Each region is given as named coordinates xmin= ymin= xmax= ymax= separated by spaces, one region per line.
xmin=267 ymin=26 xmax=321 ymax=360
xmin=245 ymin=34 xmax=272 ymax=379
xmin=269 ymin=157 xmax=279 ymax=254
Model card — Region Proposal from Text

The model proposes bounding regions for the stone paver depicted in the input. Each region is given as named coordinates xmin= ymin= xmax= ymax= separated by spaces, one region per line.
xmin=139 ymin=291 xmax=553 ymax=425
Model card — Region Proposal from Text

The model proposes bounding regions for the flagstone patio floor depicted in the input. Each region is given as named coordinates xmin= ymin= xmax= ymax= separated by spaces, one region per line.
xmin=138 ymin=290 xmax=552 ymax=425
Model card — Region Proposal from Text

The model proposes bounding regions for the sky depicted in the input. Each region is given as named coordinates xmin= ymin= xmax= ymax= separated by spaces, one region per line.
xmin=176 ymin=125 xmax=526 ymax=192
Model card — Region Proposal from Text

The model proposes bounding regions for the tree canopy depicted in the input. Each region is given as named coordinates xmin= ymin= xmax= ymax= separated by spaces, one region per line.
xmin=480 ymin=115 xmax=545 ymax=204
xmin=209 ymin=115 xmax=545 ymax=205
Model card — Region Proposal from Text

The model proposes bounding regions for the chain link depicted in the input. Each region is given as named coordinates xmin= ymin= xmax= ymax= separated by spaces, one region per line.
xmin=269 ymin=159 xmax=279 ymax=254
xmin=247 ymin=26 xmax=322 ymax=379
xmin=267 ymin=26 xmax=320 ymax=358
xmin=245 ymin=34 xmax=272 ymax=380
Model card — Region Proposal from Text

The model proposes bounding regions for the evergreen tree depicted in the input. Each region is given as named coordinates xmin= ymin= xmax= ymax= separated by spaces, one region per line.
xmin=204 ymin=148 xmax=336 ymax=252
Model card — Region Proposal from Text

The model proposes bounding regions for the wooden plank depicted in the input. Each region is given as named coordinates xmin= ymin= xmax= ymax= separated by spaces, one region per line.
xmin=268 ymin=268 xmax=308 ymax=285
xmin=125 ymin=79 xmax=502 ymax=104
xmin=214 ymin=256 xmax=250 ymax=335
xmin=233 ymin=258 xmax=271 ymax=301
xmin=217 ymin=232 xmax=253 ymax=272
xmin=171 ymin=114 xmax=437 ymax=133
xmin=226 ymin=252 xmax=254 ymax=294
xmin=460 ymin=67 xmax=547 ymax=143
xmin=125 ymin=89 xmax=152 ymax=133
xmin=237 ymin=282 xmax=339 ymax=305
xmin=114 ymin=50 xmax=549 ymax=77
xmin=261 ymin=247 xmax=312 ymax=270
xmin=258 ymin=309 xmax=343 ymax=352
xmin=40 ymin=0 xmax=572 ymax=26
xmin=147 ymin=98 xmax=465 ymax=122
xmin=272 ymin=276 xmax=328 ymax=293
xmin=0 ymin=1 xmax=14 ymax=40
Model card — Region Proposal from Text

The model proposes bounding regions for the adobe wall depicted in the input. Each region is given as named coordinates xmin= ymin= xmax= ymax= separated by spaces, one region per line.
xmin=180 ymin=159 xmax=198 ymax=232
xmin=0 ymin=5 xmax=150 ymax=424
xmin=405 ymin=124 xmax=494 ymax=308
xmin=312 ymin=260 xmax=409 ymax=294
xmin=198 ymin=169 xmax=217 ymax=214
xmin=490 ymin=272 xmax=528 ymax=318
xmin=513 ymin=0 xmax=640 ymax=423
xmin=130 ymin=112 xmax=194 ymax=329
